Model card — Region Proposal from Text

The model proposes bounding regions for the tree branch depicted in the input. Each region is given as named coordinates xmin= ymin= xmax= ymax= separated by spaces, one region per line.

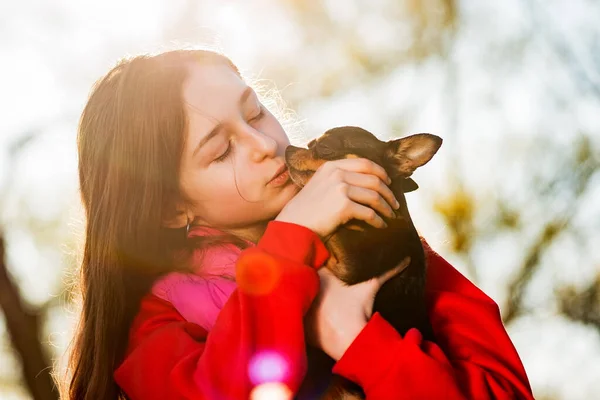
xmin=0 ymin=235 xmax=58 ymax=400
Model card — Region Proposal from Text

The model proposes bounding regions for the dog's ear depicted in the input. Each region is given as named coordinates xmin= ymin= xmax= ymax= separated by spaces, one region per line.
xmin=403 ymin=178 xmax=419 ymax=192
xmin=386 ymin=133 xmax=442 ymax=177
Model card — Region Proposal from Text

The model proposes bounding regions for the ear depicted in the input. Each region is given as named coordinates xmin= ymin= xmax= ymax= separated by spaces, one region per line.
xmin=403 ymin=178 xmax=419 ymax=193
xmin=386 ymin=133 xmax=442 ymax=177
xmin=162 ymin=205 xmax=191 ymax=229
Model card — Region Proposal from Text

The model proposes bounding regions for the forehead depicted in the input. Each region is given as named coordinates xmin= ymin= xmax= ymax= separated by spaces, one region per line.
xmin=182 ymin=62 xmax=247 ymax=113
xmin=319 ymin=127 xmax=384 ymax=150
xmin=326 ymin=127 xmax=378 ymax=141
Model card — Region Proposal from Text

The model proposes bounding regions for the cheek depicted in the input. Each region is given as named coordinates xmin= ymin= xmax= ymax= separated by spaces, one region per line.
xmin=185 ymin=175 xmax=243 ymax=219
xmin=183 ymin=165 xmax=261 ymax=211
xmin=189 ymin=176 xmax=275 ymax=227
xmin=183 ymin=169 xmax=238 ymax=204
xmin=263 ymin=112 xmax=290 ymax=147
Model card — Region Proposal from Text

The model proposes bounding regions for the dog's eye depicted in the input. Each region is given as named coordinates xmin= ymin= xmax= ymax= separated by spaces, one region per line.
xmin=315 ymin=144 xmax=335 ymax=158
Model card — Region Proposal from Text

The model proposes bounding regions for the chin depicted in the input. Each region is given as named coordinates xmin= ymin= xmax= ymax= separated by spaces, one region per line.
xmin=264 ymin=193 xmax=292 ymax=218
xmin=280 ymin=184 xmax=299 ymax=203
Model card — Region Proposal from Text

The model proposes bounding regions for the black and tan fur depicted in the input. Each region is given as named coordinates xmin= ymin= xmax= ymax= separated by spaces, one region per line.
xmin=286 ymin=126 xmax=442 ymax=400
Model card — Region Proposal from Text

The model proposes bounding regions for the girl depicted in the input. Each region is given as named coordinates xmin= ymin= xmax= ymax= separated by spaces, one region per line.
xmin=65 ymin=49 xmax=534 ymax=399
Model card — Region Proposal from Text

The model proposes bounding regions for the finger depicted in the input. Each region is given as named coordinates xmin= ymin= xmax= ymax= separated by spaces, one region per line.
xmin=346 ymin=201 xmax=388 ymax=229
xmin=330 ymin=158 xmax=391 ymax=185
xmin=343 ymin=171 xmax=399 ymax=213
xmin=378 ymin=257 xmax=411 ymax=285
xmin=346 ymin=185 xmax=396 ymax=220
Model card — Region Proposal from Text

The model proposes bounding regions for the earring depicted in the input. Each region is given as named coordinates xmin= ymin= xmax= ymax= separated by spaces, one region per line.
xmin=185 ymin=216 xmax=191 ymax=236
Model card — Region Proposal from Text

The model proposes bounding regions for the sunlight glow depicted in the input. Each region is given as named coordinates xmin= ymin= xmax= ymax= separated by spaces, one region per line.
xmin=250 ymin=382 xmax=293 ymax=400
xmin=248 ymin=350 xmax=289 ymax=385
xmin=236 ymin=252 xmax=281 ymax=295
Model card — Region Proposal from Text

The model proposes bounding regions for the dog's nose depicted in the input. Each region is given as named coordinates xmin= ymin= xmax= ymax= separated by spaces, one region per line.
xmin=284 ymin=145 xmax=302 ymax=159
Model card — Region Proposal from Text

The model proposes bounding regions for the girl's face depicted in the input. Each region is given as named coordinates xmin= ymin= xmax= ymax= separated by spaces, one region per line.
xmin=171 ymin=62 xmax=300 ymax=241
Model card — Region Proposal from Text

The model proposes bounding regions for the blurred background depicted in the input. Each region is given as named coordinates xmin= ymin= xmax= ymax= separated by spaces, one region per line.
xmin=1 ymin=0 xmax=599 ymax=399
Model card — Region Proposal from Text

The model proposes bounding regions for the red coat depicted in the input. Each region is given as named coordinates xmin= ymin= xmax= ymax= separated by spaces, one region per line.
xmin=114 ymin=221 xmax=534 ymax=399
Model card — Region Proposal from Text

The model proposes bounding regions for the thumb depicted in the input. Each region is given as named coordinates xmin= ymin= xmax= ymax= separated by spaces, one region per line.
xmin=378 ymin=257 xmax=411 ymax=286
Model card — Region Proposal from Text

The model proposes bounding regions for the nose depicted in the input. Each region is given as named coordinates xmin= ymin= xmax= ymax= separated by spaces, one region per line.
xmin=241 ymin=125 xmax=278 ymax=162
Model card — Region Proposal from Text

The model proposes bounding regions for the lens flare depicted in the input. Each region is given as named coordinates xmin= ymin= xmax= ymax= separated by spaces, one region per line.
xmin=250 ymin=382 xmax=293 ymax=400
xmin=248 ymin=350 xmax=289 ymax=385
xmin=236 ymin=252 xmax=281 ymax=296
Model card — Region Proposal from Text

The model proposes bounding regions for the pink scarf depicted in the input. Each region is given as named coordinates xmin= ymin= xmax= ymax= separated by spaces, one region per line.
xmin=151 ymin=226 xmax=255 ymax=331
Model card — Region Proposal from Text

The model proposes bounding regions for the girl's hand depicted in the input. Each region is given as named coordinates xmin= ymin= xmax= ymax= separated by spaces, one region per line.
xmin=275 ymin=158 xmax=400 ymax=240
xmin=305 ymin=258 xmax=410 ymax=361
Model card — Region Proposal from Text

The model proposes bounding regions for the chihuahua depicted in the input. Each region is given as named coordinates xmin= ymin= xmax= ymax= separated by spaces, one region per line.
xmin=286 ymin=126 xmax=442 ymax=400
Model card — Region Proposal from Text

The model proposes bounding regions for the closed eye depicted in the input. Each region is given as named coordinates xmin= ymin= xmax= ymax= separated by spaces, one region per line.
xmin=249 ymin=105 xmax=265 ymax=122
xmin=316 ymin=144 xmax=335 ymax=158
xmin=214 ymin=140 xmax=234 ymax=163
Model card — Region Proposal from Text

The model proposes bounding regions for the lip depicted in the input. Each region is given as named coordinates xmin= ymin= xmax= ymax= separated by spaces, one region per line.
xmin=268 ymin=164 xmax=288 ymax=184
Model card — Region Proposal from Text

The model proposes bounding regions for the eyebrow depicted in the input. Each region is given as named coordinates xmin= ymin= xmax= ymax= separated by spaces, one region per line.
xmin=191 ymin=86 xmax=255 ymax=158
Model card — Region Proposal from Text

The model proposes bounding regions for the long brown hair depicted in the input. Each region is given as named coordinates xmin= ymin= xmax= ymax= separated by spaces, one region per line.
xmin=63 ymin=49 xmax=251 ymax=400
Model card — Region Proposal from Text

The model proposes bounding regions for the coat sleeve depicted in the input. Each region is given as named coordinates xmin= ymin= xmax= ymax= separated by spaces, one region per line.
xmin=113 ymin=221 xmax=330 ymax=400
xmin=331 ymin=242 xmax=534 ymax=400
